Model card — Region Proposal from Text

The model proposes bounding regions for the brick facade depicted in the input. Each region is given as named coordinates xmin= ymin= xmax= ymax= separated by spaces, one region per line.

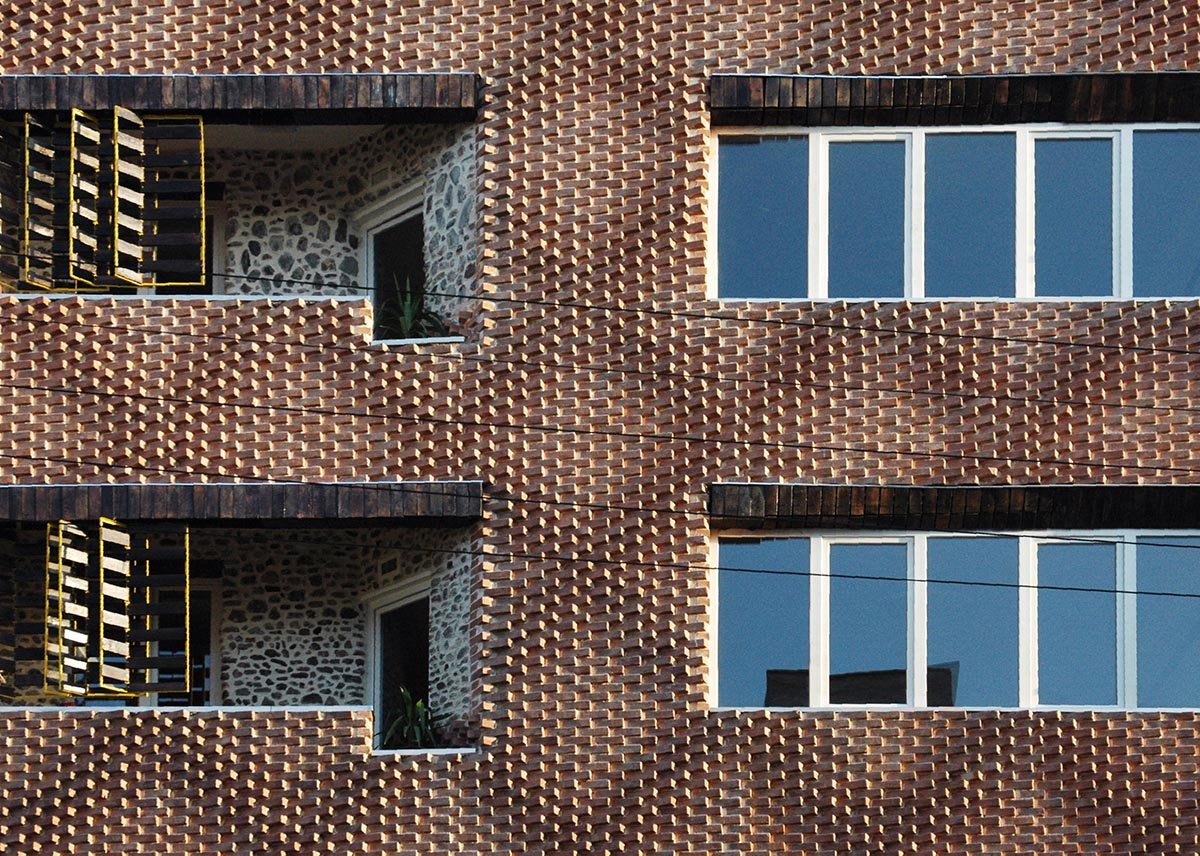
xmin=2 ymin=2 xmax=1200 ymax=853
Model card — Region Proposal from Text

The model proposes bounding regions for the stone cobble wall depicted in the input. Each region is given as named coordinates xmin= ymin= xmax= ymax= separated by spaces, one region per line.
xmin=216 ymin=124 xmax=476 ymax=328
xmin=205 ymin=526 xmax=472 ymax=716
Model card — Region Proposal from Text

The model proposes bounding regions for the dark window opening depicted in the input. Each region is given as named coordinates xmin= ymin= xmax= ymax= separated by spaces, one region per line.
xmin=377 ymin=595 xmax=431 ymax=746
xmin=372 ymin=212 xmax=428 ymax=340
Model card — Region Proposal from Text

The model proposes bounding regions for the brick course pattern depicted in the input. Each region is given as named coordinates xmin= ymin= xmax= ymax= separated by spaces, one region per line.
xmin=2 ymin=1 xmax=1200 ymax=854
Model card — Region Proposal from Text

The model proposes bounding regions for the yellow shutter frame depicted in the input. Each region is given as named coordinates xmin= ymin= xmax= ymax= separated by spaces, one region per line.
xmin=43 ymin=521 xmax=90 ymax=696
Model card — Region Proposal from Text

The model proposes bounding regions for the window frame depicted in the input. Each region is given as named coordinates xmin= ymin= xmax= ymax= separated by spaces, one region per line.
xmin=710 ymin=123 xmax=1200 ymax=302
xmin=363 ymin=571 xmax=431 ymax=736
xmin=713 ymin=530 xmax=1198 ymax=711
xmin=354 ymin=180 xmax=427 ymax=342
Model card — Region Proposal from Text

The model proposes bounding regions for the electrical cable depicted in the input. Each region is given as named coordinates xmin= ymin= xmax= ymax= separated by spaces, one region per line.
xmin=4 ymin=448 xmax=1200 ymax=600
xmin=7 ymin=372 xmax=1200 ymax=479
xmin=6 ymin=246 xmax=1200 ymax=359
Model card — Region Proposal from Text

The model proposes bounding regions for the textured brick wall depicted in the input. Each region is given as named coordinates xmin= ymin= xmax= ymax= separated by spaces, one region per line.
xmin=2 ymin=1 xmax=1200 ymax=853
xmin=1 ymin=708 xmax=1199 ymax=853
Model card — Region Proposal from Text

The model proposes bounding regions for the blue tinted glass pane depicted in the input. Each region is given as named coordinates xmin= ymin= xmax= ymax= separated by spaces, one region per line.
xmin=718 ymin=137 xmax=808 ymax=298
xmin=925 ymin=134 xmax=1016 ymax=297
xmin=829 ymin=543 xmax=907 ymax=703
xmin=718 ymin=540 xmax=808 ymax=707
xmin=1134 ymin=132 xmax=1200 ymax=297
xmin=828 ymin=141 xmax=906 ymax=298
xmin=1137 ymin=537 xmax=1200 ymax=707
xmin=927 ymin=537 xmax=1019 ymax=706
xmin=1038 ymin=544 xmax=1117 ymax=704
xmin=1035 ymin=138 xmax=1114 ymax=296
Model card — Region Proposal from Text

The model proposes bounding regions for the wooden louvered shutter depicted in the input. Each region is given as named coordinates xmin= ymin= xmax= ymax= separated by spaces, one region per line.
xmin=0 ymin=543 xmax=14 ymax=702
xmin=40 ymin=519 xmax=191 ymax=700
xmin=0 ymin=119 xmax=23 ymax=289
xmin=7 ymin=109 xmax=204 ymax=293
xmin=112 ymin=107 xmax=145 ymax=286
xmin=68 ymin=109 xmax=107 ymax=289
xmin=95 ymin=518 xmax=133 ymax=695
xmin=126 ymin=525 xmax=191 ymax=695
xmin=142 ymin=116 xmax=205 ymax=289
xmin=22 ymin=113 xmax=63 ymax=289
xmin=43 ymin=521 xmax=90 ymax=696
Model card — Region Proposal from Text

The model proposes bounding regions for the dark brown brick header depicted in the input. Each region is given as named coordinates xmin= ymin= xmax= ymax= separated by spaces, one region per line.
xmin=709 ymin=483 xmax=1200 ymax=532
xmin=710 ymin=72 xmax=1200 ymax=127
xmin=0 ymin=73 xmax=479 ymax=122
xmin=0 ymin=481 xmax=483 ymax=523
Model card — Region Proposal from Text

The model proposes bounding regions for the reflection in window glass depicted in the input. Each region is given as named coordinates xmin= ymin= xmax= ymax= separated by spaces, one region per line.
xmin=925 ymin=134 xmax=1016 ymax=297
xmin=1134 ymin=132 xmax=1200 ymax=297
xmin=828 ymin=141 xmax=906 ymax=298
xmin=1035 ymin=138 xmax=1113 ymax=297
xmin=829 ymin=543 xmax=907 ymax=703
xmin=927 ymin=537 xmax=1019 ymax=707
xmin=718 ymin=540 xmax=809 ymax=707
xmin=717 ymin=137 xmax=808 ymax=298
xmin=1038 ymin=544 xmax=1117 ymax=704
xmin=1137 ymin=538 xmax=1200 ymax=707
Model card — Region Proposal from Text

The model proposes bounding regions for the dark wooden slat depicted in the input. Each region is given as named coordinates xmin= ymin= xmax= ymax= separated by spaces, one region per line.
xmin=129 ymin=627 xmax=185 ymax=643
xmin=128 ymin=545 xmax=187 ymax=562
xmin=126 ymin=656 xmax=187 ymax=670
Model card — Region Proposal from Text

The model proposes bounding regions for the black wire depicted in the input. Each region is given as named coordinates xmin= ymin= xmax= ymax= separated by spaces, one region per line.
xmin=8 ymin=371 xmax=1200 ymax=478
xmin=47 ymin=312 xmax=1200 ymax=422
xmin=7 ymin=246 xmax=1200 ymax=359
xmin=5 ymin=448 xmax=1200 ymax=601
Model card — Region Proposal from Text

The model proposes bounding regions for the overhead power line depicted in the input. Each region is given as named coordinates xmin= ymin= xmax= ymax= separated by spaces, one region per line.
xmin=3 ymin=448 xmax=1200 ymax=602
xmin=47 ymin=314 xmax=1200 ymax=422
xmin=5 ymin=246 xmax=1200 ymax=359
xmin=7 ymin=374 xmax=1200 ymax=477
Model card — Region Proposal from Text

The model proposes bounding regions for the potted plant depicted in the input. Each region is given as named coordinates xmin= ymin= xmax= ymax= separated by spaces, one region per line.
xmin=379 ymin=687 xmax=443 ymax=750
xmin=375 ymin=275 xmax=449 ymax=340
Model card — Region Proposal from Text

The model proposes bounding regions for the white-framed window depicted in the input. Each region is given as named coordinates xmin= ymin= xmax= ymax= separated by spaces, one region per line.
xmin=364 ymin=573 xmax=431 ymax=744
xmin=354 ymin=181 xmax=427 ymax=341
xmin=712 ymin=125 xmax=1200 ymax=300
xmin=713 ymin=532 xmax=1200 ymax=709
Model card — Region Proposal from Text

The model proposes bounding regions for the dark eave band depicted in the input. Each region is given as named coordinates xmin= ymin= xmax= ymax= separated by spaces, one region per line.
xmin=710 ymin=72 xmax=1200 ymax=127
xmin=0 ymin=73 xmax=479 ymax=123
xmin=709 ymin=483 xmax=1200 ymax=532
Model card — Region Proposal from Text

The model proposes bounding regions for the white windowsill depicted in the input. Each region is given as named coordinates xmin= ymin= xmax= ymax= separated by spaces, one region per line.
xmin=711 ymin=705 xmax=1200 ymax=714
xmin=373 ymin=335 xmax=466 ymax=346
xmin=371 ymin=746 xmax=478 ymax=757
xmin=5 ymin=293 xmax=373 ymax=302
xmin=713 ymin=295 xmax=1200 ymax=304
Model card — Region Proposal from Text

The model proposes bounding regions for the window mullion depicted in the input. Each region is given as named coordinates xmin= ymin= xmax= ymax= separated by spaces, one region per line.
xmin=809 ymin=134 xmax=827 ymax=299
xmin=1117 ymin=128 xmax=1134 ymax=298
xmin=908 ymin=132 xmax=925 ymax=299
xmin=1117 ymin=536 xmax=1138 ymax=707
xmin=1015 ymin=130 xmax=1035 ymax=298
xmin=809 ymin=536 xmax=830 ymax=706
xmin=909 ymin=535 xmax=927 ymax=706
xmin=1018 ymin=536 xmax=1039 ymax=706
